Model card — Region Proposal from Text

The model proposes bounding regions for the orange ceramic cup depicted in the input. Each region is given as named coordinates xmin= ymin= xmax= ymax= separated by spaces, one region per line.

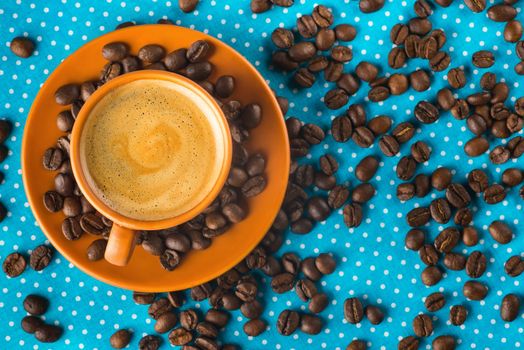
xmin=70 ymin=70 xmax=232 ymax=267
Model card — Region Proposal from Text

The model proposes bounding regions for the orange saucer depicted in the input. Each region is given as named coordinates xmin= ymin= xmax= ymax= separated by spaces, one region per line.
xmin=21 ymin=25 xmax=290 ymax=292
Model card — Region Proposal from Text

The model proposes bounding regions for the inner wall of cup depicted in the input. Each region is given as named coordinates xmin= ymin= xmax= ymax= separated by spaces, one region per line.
xmin=78 ymin=77 xmax=228 ymax=223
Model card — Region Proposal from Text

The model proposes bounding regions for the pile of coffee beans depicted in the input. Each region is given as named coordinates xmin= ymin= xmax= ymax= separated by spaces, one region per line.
xmin=21 ymin=294 xmax=63 ymax=343
xmin=42 ymin=38 xmax=269 ymax=271
xmin=0 ymin=119 xmax=11 ymax=223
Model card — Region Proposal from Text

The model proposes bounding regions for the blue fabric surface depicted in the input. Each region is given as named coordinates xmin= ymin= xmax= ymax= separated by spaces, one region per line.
xmin=1 ymin=0 xmax=524 ymax=349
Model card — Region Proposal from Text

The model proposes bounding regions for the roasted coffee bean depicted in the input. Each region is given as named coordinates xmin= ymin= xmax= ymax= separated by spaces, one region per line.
xmin=133 ymin=291 xmax=156 ymax=305
xmin=331 ymin=115 xmax=353 ymax=142
xmin=462 ymin=226 xmax=479 ymax=247
xmin=242 ymin=176 xmax=266 ymax=197
xmin=484 ymin=184 xmax=506 ymax=204
xmin=344 ymin=297 xmax=364 ymax=324
xmin=80 ymin=213 xmax=106 ymax=235
xmin=288 ymin=42 xmax=317 ymax=62
xmin=404 ymin=34 xmax=421 ymax=58
xmin=183 ymin=61 xmax=213 ymax=81
xmin=410 ymin=70 xmax=431 ymax=92
xmin=214 ymin=75 xmax=235 ymax=99
xmin=434 ymin=227 xmax=461 ymax=253
xmin=413 ymin=314 xmax=433 ymax=337
xmin=505 ymin=255 xmax=524 ymax=277
xmin=398 ymin=336 xmax=419 ymax=350
xmin=179 ymin=0 xmax=199 ymax=12
xmin=352 ymin=126 xmax=375 ymax=148
xmin=505 ymin=20 xmax=523 ymax=42
xmin=236 ymin=279 xmax=258 ymax=302
xmin=467 ymin=169 xmax=488 ymax=193
xmin=54 ymin=173 xmax=74 ymax=196
xmin=61 ymin=217 xmax=83 ymax=241
xmin=501 ymin=294 xmax=520 ymax=322
xmin=449 ymin=305 xmax=468 ymax=326
xmin=86 ymin=239 xmax=107 ymax=261
xmin=142 ymin=233 xmax=165 ymax=256
xmin=243 ymin=318 xmax=266 ymax=336
xmin=432 ymin=335 xmax=456 ymax=350
xmin=35 ymin=325 xmax=63 ymax=343
xmin=331 ymin=45 xmax=353 ymax=63
xmin=43 ymin=191 xmax=63 ymax=213
xmin=297 ymin=15 xmax=318 ymax=39
xmin=407 ymin=207 xmax=430 ymax=227
xmin=355 ymin=156 xmax=379 ymax=182
xmin=62 ymin=196 xmax=81 ymax=217
xmin=294 ymin=68 xmax=315 ymax=88
xmin=368 ymin=85 xmax=390 ymax=102
xmin=337 ymin=74 xmax=360 ymax=95
xmin=472 ymin=50 xmax=495 ymax=68
xmin=467 ymin=114 xmax=488 ymax=135
xmin=396 ymin=156 xmax=417 ymax=181
xmin=480 ymin=72 xmax=497 ymax=91
xmin=148 ymin=298 xmax=173 ymax=319
xmin=99 ymin=61 xmax=122 ymax=82
xmin=308 ymin=55 xmax=329 ymax=72
xmin=324 ymin=61 xmax=344 ymax=82
xmin=54 ymin=84 xmax=80 ymax=105
xmin=102 ymin=42 xmax=128 ymax=61
xmin=164 ymin=49 xmax=188 ymax=72
xmin=179 ymin=309 xmax=199 ymax=330
xmin=414 ymin=0 xmax=432 ymax=17
xmin=352 ymin=183 xmax=375 ymax=203
xmin=196 ymin=321 xmax=219 ymax=338
xmin=334 ymin=24 xmax=356 ymax=42
xmin=311 ymin=4 xmax=333 ymax=27
xmin=355 ymin=61 xmax=378 ymax=83
xmin=464 ymin=137 xmax=489 ymax=157
xmin=319 ymin=154 xmax=338 ymax=176
xmin=421 ymin=265 xmax=443 ymax=286
xmin=359 ymin=0 xmax=385 ymax=13
xmin=155 ymin=312 xmax=178 ymax=334
xmin=464 ymin=0 xmax=486 ymax=12
xmin=299 ymin=314 xmax=322 ymax=335
xmin=23 ymin=294 xmax=48 ymax=315
xmin=315 ymin=172 xmax=336 ymax=190
xmin=271 ymin=28 xmax=294 ymax=49
xmin=239 ymin=300 xmax=262 ymax=320
xmin=447 ymin=68 xmax=466 ymax=89
xmin=420 ymin=244 xmax=439 ymax=266
xmin=343 ymin=203 xmax=363 ymax=228
xmin=387 ymin=73 xmax=408 ymax=95
xmin=301 ymin=257 xmax=322 ymax=281
xmin=277 ymin=309 xmax=300 ymax=336
xmin=315 ymin=253 xmax=336 ymax=275
xmin=450 ymin=99 xmax=470 ymax=120
xmin=42 ymin=148 xmax=64 ymax=171
xmin=364 ymin=305 xmax=384 ymax=325
xmin=110 ymin=329 xmax=133 ymax=349
xmin=137 ymin=44 xmax=165 ymax=64
xmin=138 ymin=335 xmax=161 ymax=350
xmin=444 ymin=253 xmax=467 ymax=270
xmin=271 ymin=272 xmax=295 ymax=293
xmin=487 ymin=4 xmax=517 ymax=22
xmin=488 ymin=220 xmax=513 ymax=244
xmin=388 ymin=47 xmax=407 ymax=69
xmin=414 ymin=174 xmax=431 ymax=198
xmin=21 ymin=315 xmax=44 ymax=334
xmin=466 ymin=251 xmax=487 ymax=278
xmin=325 ymin=88 xmax=349 ymax=109
xmin=309 ymin=293 xmax=329 ymax=314
xmin=348 ymin=105 xmax=367 ymax=128
xmin=397 ymin=183 xmax=416 ymax=201
xmin=307 ymin=197 xmax=331 ymax=222
xmin=454 ymin=207 xmax=472 ymax=226
xmin=491 ymin=82 xmax=509 ymax=103
xmin=10 ymin=36 xmax=35 ymax=58
xmin=390 ymin=24 xmax=410 ymax=45
xmin=411 ymin=141 xmax=431 ymax=163
xmin=463 ymin=280 xmax=488 ymax=300
xmin=429 ymin=198 xmax=451 ymax=224
xmin=429 ymin=51 xmax=451 ymax=72
xmin=425 ymin=292 xmax=446 ymax=311
xmin=29 ymin=245 xmax=52 ymax=271
xmin=119 ymin=55 xmax=140 ymax=73
xmin=431 ymin=29 xmax=447 ymax=48
xmin=291 ymin=218 xmax=313 ymax=234
xmin=56 ymin=110 xmax=75 ymax=132
xmin=203 ymin=309 xmax=228 ymax=329
xmin=347 ymin=340 xmax=367 ymax=350
xmin=378 ymin=135 xmax=400 ymax=156
xmin=405 ymin=229 xmax=425 ymax=251
xmin=301 ymin=123 xmax=325 ymax=145
xmin=445 ymin=183 xmax=471 ymax=208
xmin=169 ymin=327 xmax=193 ymax=346
xmin=328 ymin=185 xmax=350 ymax=209
xmin=392 ymin=122 xmax=415 ymax=143
xmin=415 ymin=101 xmax=439 ymax=124
xmin=409 ymin=17 xmax=432 ymax=35
xmin=368 ymin=115 xmax=392 ymax=135
xmin=295 ymin=279 xmax=318 ymax=301
xmin=489 ymin=146 xmax=510 ymax=164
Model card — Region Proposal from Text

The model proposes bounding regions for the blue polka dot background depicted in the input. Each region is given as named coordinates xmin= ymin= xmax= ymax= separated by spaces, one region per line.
xmin=1 ymin=0 xmax=524 ymax=349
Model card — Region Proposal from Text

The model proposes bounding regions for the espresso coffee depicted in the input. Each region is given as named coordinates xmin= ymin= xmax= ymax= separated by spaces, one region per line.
xmin=80 ymin=79 xmax=224 ymax=221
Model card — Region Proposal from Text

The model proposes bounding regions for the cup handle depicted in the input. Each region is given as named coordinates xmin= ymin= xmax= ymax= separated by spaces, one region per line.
xmin=104 ymin=224 xmax=137 ymax=266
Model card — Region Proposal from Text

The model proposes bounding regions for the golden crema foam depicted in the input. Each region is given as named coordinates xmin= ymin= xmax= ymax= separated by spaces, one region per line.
xmin=80 ymin=79 xmax=223 ymax=221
